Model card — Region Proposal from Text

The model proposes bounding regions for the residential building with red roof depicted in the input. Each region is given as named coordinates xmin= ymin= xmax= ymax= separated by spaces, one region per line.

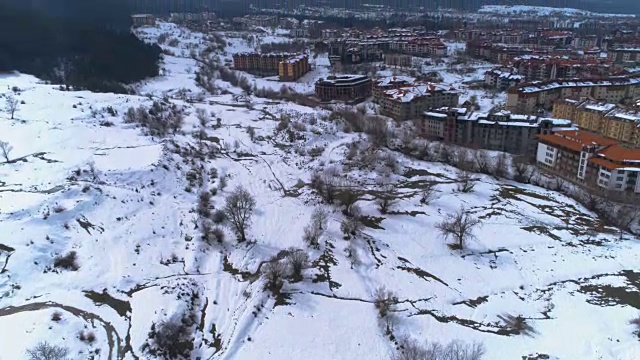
xmin=536 ymin=130 xmax=640 ymax=194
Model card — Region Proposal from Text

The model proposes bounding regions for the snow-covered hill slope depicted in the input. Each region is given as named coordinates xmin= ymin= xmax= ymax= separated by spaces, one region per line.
xmin=478 ymin=5 xmax=634 ymax=18
xmin=0 ymin=23 xmax=639 ymax=360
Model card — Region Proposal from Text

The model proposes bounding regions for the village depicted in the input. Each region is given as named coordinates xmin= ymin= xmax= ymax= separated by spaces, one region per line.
xmin=131 ymin=8 xmax=640 ymax=201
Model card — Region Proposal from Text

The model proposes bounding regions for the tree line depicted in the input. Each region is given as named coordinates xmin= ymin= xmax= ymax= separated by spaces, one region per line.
xmin=0 ymin=1 xmax=162 ymax=93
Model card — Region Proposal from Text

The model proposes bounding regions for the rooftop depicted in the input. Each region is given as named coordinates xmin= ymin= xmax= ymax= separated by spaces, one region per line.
xmin=375 ymin=76 xmax=416 ymax=87
xmin=316 ymin=75 xmax=371 ymax=86
xmin=537 ymin=130 xmax=618 ymax=152
xmin=384 ymin=84 xmax=457 ymax=103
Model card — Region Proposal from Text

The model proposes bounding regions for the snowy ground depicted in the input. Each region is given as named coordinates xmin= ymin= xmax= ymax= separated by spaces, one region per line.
xmin=478 ymin=5 xmax=634 ymax=18
xmin=0 ymin=22 xmax=639 ymax=360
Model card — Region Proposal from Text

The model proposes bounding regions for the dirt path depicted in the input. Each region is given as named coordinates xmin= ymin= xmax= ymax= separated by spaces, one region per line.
xmin=0 ymin=301 xmax=123 ymax=360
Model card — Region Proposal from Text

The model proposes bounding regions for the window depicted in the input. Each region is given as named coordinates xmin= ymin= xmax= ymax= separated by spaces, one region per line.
xmin=617 ymin=176 xmax=624 ymax=182
xmin=615 ymin=184 xmax=623 ymax=189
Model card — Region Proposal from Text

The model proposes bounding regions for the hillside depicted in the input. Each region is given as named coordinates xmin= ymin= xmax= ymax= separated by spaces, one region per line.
xmin=0 ymin=22 xmax=639 ymax=360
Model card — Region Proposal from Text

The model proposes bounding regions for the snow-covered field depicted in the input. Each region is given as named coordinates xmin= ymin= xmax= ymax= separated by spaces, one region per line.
xmin=0 ymin=22 xmax=639 ymax=360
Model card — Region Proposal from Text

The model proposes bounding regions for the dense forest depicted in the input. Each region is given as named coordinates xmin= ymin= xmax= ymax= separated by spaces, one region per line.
xmin=0 ymin=0 xmax=162 ymax=93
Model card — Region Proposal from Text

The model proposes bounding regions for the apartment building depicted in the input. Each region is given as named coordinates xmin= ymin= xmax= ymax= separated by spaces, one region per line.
xmin=315 ymin=75 xmax=372 ymax=102
xmin=552 ymin=98 xmax=640 ymax=145
xmin=372 ymin=76 xmax=416 ymax=102
xmin=511 ymin=55 xmax=616 ymax=82
xmin=233 ymin=53 xmax=309 ymax=80
xmin=506 ymin=75 xmax=640 ymax=113
xmin=131 ymin=14 xmax=156 ymax=27
xmin=536 ymin=130 xmax=640 ymax=195
xmin=610 ymin=47 xmax=640 ymax=65
xmin=484 ymin=69 xmax=525 ymax=90
xmin=389 ymin=37 xmax=447 ymax=57
xmin=383 ymin=54 xmax=412 ymax=68
xmin=379 ymin=84 xmax=459 ymax=121
xmin=278 ymin=55 xmax=310 ymax=82
xmin=420 ymin=108 xmax=573 ymax=155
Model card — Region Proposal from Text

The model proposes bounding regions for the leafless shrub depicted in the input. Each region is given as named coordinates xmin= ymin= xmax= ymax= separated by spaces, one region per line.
xmin=211 ymin=209 xmax=227 ymax=224
xmin=286 ymin=248 xmax=309 ymax=282
xmin=53 ymin=251 xmax=79 ymax=271
xmin=197 ymin=191 xmax=212 ymax=218
xmin=224 ymin=186 xmax=256 ymax=242
xmin=373 ymin=286 xmax=398 ymax=319
xmin=246 ymin=126 xmax=256 ymax=141
xmin=498 ymin=313 xmax=537 ymax=336
xmin=78 ymin=330 xmax=96 ymax=344
xmin=26 ymin=342 xmax=69 ymax=360
xmin=436 ymin=207 xmax=481 ymax=250
xmin=394 ymin=338 xmax=486 ymax=360
xmin=51 ymin=311 xmax=62 ymax=322
xmin=377 ymin=196 xmax=396 ymax=214
xmin=420 ymin=182 xmax=437 ymax=205
xmin=123 ymin=102 xmax=185 ymax=137
xmin=144 ymin=312 xmax=196 ymax=359
xmin=456 ymin=170 xmax=475 ymax=193
xmin=630 ymin=315 xmax=640 ymax=337
xmin=52 ymin=204 xmax=66 ymax=213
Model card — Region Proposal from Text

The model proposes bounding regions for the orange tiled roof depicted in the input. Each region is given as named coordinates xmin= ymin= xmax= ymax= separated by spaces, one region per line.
xmin=588 ymin=156 xmax=626 ymax=170
xmin=598 ymin=144 xmax=640 ymax=162
xmin=537 ymin=130 xmax=618 ymax=152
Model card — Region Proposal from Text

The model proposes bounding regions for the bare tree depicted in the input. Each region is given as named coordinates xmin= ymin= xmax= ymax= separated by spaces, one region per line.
xmin=337 ymin=188 xmax=360 ymax=216
xmin=286 ymin=248 xmax=309 ymax=282
xmin=394 ymin=338 xmax=486 ymax=360
xmin=26 ymin=342 xmax=69 ymax=360
xmin=457 ymin=170 xmax=475 ymax=193
xmin=473 ymin=149 xmax=491 ymax=174
xmin=5 ymin=94 xmax=19 ymax=119
xmin=224 ymin=186 xmax=256 ymax=242
xmin=0 ymin=140 xmax=12 ymax=162
xmin=310 ymin=168 xmax=341 ymax=204
xmin=613 ymin=205 xmax=640 ymax=239
xmin=439 ymin=143 xmax=453 ymax=164
xmin=513 ymin=155 xmax=534 ymax=183
xmin=195 ymin=107 xmax=209 ymax=127
xmin=578 ymin=189 xmax=603 ymax=212
xmin=263 ymin=259 xmax=288 ymax=294
xmin=494 ymin=152 xmax=509 ymax=179
xmin=340 ymin=212 xmax=363 ymax=239
xmin=454 ymin=147 xmax=474 ymax=171
xmin=303 ymin=207 xmax=328 ymax=248
xmin=436 ymin=207 xmax=481 ymax=250
xmin=551 ymin=176 xmax=566 ymax=192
